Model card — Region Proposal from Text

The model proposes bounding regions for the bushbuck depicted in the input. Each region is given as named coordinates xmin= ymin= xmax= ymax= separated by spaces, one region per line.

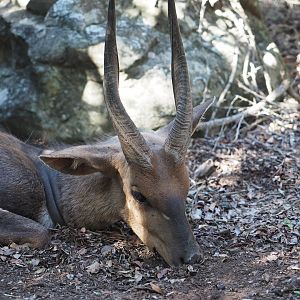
xmin=0 ymin=0 xmax=213 ymax=266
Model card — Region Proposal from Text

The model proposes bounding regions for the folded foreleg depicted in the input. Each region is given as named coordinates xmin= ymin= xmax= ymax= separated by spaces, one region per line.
xmin=0 ymin=208 xmax=50 ymax=248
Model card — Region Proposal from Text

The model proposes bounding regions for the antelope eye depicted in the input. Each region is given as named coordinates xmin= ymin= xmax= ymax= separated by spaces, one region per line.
xmin=131 ymin=190 xmax=147 ymax=204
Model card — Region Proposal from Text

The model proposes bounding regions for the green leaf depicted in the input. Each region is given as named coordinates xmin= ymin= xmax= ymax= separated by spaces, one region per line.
xmin=283 ymin=218 xmax=294 ymax=230
xmin=293 ymin=291 xmax=300 ymax=296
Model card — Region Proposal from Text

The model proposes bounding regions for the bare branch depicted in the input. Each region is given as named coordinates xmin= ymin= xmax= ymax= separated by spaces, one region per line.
xmin=197 ymin=0 xmax=208 ymax=34
xmin=196 ymin=79 xmax=290 ymax=131
xmin=213 ymin=47 xmax=240 ymax=111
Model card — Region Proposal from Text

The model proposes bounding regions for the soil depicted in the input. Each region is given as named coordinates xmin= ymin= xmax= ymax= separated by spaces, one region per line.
xmin=0 ymin=1 xmax=299 ymax=300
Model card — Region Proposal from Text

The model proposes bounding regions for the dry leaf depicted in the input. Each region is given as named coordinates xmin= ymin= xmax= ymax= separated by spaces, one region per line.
xmin=86 ymin=261 xmax=101 ymax=274
xmin=150 ymin=282 xmax=162 ymax=294
xmin=134 ymin=270 xmax=143 ymax=283
xmin=78 ymin=248 xmax=87 ymax=255
xmin=157 ymin=268 xmax=170 ymax=279
xmin=101 ymin=245 xmax=113 ymax=256
xmin=106 ymin=260 xmax=113 ymax=268
xmin=195 ymin=159 xmax=215 ymax=178
xmin=35 ymin=267 xmax=46 ymax=274
xmin=31 ymin=258 xmax=40 ymax=267
xmin=288 ymin=264 xmax=300 ymax=270
xmin=133 ymin=260 xmax=143 ymax=268
xmin=11 ymin=258 xmax=25 ymax=267
xmin=260 ymin=253 xmax=279 ymax=263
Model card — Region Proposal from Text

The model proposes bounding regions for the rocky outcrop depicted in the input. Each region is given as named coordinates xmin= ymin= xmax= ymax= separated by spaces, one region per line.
xmin=0 ymin=0 xmax=285 ymax=142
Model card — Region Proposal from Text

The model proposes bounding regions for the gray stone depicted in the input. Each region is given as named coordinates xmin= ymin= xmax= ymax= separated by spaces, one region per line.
xmin=0 ymin=0 xmax=286 ymax=142
xmin=26 ymin=0 xmax=58 ymax=16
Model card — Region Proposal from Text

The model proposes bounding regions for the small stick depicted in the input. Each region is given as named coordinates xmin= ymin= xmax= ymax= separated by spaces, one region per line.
xmin=196 ymin=79 xmax=290 ymax=131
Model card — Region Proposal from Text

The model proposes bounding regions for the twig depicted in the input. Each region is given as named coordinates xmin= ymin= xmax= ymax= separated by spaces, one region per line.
xmin=208 ymin=46 xmax=240 ymax=139
xmin=231 ymin=0 xmax=258 ymax=92
xmin=242 ymin=49 xmax=251 ymax=87
xmin=197 ymin=0 xmax=208 ymax=34
xmin=212 ymin=94 xmax=244 ymax=149
xmin=265 ymin=79 xmax=290 ymax=102
xmin=234 ymin=114 xmax=244 ymax=141
xmin=214 ymin=47 xmax=240 ymax=109
xmin=240 ymin=116 xmax=269 ymax=134
xmin=196 ymin=80 xmax=290 ymax=131
xmin=248 ymin=62 xmax=260 ymax=90
xmin=237 ymin=80 xmax=265 ymax=99
xmin=263 ymin=70 xmax=273 ymax=95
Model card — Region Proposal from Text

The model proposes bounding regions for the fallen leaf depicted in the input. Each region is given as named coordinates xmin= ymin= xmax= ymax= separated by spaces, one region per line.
xmin=260 ymin=252 xmax=279 ymax=263
xmin=30 ymin=258 xmax=40 ymax=267
xmin=288 ymin=264 xmax=300 ymax=270
xmin=194 ymin=159 xmax=215 ymax=178
xmin=35 ymin=267 xmax=46 ymax=274
xmin=11 ymin=258 xmax=26 ymax=267
xmin=0 ymin=247 xmax=15 ymax=256
xmin=133 ymin=260 xmax=143 ymax=268
xmin=157 ymin=268 xmax=170 ymax=279
xmin=78 ymin=248 xmax=87 ymax=255
xmin=101 ymin=245 xmax=113 ymax=256
xmin=150 ymin=282 xmax=162 ymax=294
xmin=106 ymin=260 xmax=113 ymax=267
xmin=191 ymin=208 xmax=202 ymax=220
xmin=86 ymin=261 xmax=101 ymax=274
xmin=134 ymin=270 xmax=143 ymax=283
xmin=66 ymin=273 xmax=74 ymax=280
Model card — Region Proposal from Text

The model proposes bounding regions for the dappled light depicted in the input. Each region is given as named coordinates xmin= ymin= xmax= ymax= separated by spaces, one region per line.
xmin=81 ymin=80 xmax=104 ymax=107
xmin=0 ymin=0 xmax=288 ymax=142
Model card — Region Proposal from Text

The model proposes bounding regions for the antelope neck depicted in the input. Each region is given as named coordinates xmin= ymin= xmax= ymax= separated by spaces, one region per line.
xmin=34 ymin=154 xmax=66 ymax=226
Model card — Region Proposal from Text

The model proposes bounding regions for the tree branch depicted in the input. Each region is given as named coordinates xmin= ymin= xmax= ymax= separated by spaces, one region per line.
xmin=196 ymin=79 xmax=290 ymax=130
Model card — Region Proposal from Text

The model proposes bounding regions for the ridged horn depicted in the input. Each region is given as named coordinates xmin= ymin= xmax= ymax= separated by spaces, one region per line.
xmin=164 ymin=0 xmax=193 ymax=164
xmin=103 ymin=0 xmax=152 ymax=168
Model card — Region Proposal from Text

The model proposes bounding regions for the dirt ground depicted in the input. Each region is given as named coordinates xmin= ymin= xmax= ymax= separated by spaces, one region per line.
xmin=1 ymin=1 xmax=300 ymax=300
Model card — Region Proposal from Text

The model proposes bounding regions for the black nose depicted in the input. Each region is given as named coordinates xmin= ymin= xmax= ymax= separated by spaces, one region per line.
xmin=167 ymin=245 xmax=203 ymax=266
xmin=184 ymin=250 xmax=202 ymax=264
xmin=183 ymin=242 xmax=203 ymax=264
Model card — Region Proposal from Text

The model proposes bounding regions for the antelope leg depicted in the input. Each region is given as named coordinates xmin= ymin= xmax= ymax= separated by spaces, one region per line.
xmin=0 ymin=208 xmax=50 ymax=248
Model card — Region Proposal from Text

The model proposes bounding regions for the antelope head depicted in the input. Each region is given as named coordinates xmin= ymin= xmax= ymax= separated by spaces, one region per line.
xmin=40 ymin=0 xmax=213 ymax=266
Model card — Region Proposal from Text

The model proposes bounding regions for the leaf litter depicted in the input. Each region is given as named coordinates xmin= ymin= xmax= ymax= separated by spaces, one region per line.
xmin=1 ymin=100 xmax=299 ymax=300
xmin=1 ymin=2 xmax=300 ymax=299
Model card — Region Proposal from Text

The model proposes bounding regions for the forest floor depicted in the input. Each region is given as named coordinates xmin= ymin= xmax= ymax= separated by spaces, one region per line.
xmin=0 ymin=1 xmax=300 ymax=300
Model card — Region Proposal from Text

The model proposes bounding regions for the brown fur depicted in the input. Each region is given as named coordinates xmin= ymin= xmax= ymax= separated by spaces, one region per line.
xmin=0 ymin=209 xmax=49 ymax=248
xmin=0 ymin=0 xmax=214 ymax=265
xmin=0 ymin=124 xmax=207 ymax=265
xmin=0 ymin=132 xmax=45 ymax=222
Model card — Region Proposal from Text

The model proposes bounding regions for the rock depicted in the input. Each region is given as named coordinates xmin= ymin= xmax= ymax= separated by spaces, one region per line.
xmin=26 ymin=0 xmax=58 ymax=16
xmin=0 ymin=0 xmax=286 ymax=142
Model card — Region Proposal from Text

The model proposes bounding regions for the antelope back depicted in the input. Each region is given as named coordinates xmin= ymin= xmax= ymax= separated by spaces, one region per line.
xmin=0 ymin=132 xmax=46 ymax=222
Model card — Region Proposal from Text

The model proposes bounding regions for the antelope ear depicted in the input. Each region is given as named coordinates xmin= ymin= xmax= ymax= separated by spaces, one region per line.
xmin=39 ymin=144 xmax=121 ymax=176
xmin=191 ymin=98 xmax=215 ymax=134
xmin=156 ymin=98 xmax=215 ymax=138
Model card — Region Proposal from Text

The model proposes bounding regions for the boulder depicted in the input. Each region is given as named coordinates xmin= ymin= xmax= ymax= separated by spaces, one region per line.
xmin=23 ymin=0 xmax=58 ymax=16
xmin=0 ymin=0 xmax=285 ymax=142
